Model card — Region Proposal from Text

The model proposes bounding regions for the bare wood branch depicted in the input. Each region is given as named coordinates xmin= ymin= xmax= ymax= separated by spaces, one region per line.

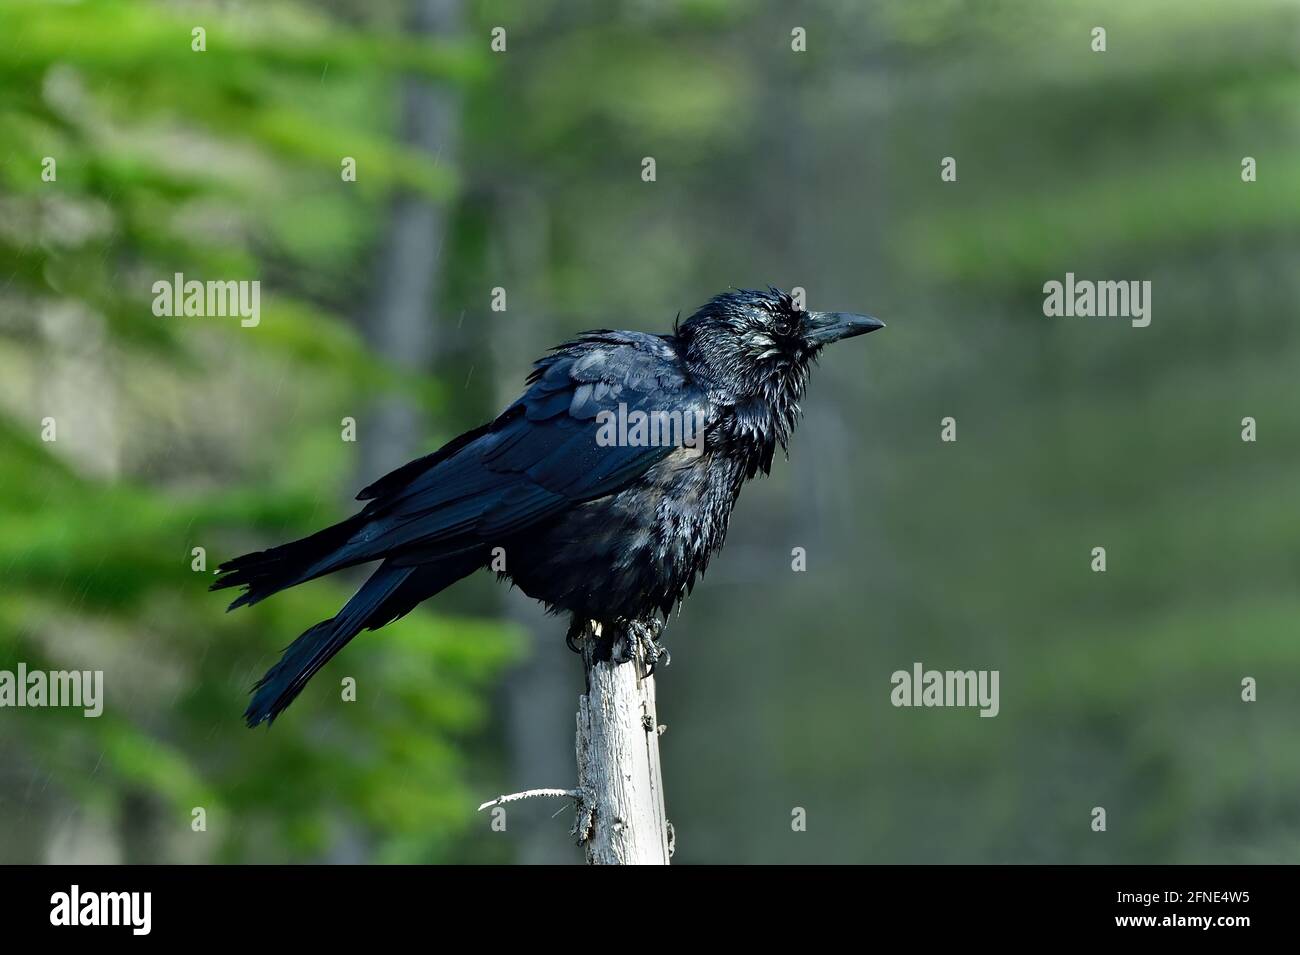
xmin=476 ymin=788 xmax=584 ymax=813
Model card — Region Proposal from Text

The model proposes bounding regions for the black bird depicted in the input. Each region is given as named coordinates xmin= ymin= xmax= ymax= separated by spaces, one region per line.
xmin=215 ymin=288 xmax=884 ymax=726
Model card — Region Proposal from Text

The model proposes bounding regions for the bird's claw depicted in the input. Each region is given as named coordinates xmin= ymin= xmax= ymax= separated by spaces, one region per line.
xmin=600 ymin=620 xmax=668 ymax=674
xmin=644 ymin=642 xmax=671 ymax=678
xmin=610 ymin=627 xmax=634 ymax=664
xmin=631 ymin=621 xmax=669 ymax=677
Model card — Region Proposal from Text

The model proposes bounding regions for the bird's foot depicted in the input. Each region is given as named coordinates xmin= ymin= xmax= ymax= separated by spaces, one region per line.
xmin=587 ymin=619 xmax=668 ymax=673
xmin=643 ymin=639 xmax=671 ymax=677
xmin=624 ymin=619 xmax=669 ymax=677
xmin=565 ymin=619 xmax=586 ymax=655
xmin=610 ymin=624 xmax=635 ymax=665
xmin=582 ymin=620 xmax=624 ymax=662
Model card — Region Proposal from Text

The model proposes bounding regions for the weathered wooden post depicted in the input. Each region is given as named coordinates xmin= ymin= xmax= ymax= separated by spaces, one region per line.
xmin=573 ymin=622 xmax=671 ymax=865
xmin=478 ymin=620 xmax=672 ymax=865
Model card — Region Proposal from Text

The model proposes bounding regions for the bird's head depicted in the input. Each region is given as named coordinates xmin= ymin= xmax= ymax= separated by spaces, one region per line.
xmin=677 ymin=287 xmax=884 ymax=402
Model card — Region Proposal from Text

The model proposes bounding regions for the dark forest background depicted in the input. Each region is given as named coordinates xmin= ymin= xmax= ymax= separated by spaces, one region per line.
xmin=1 ymin=0 xmax=1297 ymax=863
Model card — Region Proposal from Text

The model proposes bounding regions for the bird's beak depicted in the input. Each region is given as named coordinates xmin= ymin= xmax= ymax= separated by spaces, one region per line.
xmin=805 ymin=311 xmax=886 ymax=346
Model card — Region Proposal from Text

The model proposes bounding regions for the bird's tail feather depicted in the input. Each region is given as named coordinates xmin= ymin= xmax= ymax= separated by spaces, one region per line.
xmin=243 ymin=555 xmax=480 ymax=727
xmin=211 ymin=515 xmax=370 ymax=610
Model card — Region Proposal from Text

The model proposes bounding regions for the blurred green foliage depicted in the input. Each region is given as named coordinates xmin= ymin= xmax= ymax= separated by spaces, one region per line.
xmin=0 ymin=0 xmax=517 ymax=863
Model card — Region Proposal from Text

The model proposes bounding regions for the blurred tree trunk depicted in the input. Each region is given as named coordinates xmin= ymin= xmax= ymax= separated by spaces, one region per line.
xmin=360 ymin=0 xmax=462 ymax=478
xmin=118 ymin=789 xmax=166 ymax=865
xmin=346 ymin=0 xmax=462 ymax=865
xmin=0 ymin=751 xmax=50 ymax=862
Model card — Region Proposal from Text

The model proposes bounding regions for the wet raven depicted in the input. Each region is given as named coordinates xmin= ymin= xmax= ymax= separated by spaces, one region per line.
xmin=215 ymin=288 xmax=884 ymax=726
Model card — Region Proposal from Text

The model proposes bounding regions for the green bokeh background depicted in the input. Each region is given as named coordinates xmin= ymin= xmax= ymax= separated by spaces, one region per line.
xmin=0 ymin=0 xmax=1296 ymax=863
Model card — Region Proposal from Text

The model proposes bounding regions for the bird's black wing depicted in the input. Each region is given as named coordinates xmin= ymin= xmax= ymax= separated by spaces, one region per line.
xmin=356 ymin=330 xmax=705 ymax=556
xmin=214 ymin=331 xmax=707 ymax=606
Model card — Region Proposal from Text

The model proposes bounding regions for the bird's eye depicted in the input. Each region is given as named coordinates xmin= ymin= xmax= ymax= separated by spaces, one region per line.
xmin=771 ymin=313 xmax=795 ymax=336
